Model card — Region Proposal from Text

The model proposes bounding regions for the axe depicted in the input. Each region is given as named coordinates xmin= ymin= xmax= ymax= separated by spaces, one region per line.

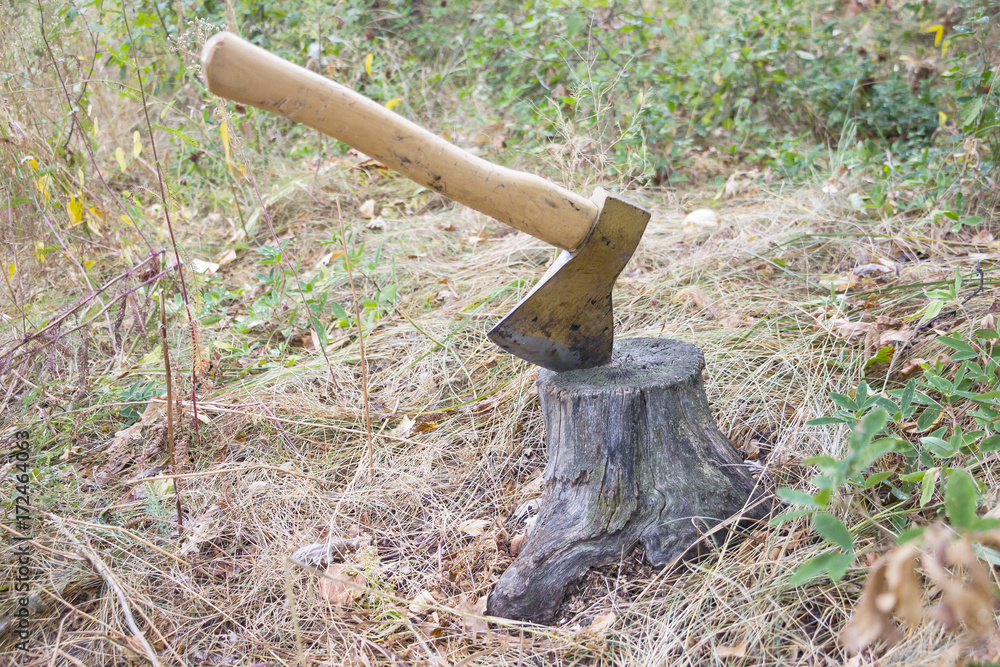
xmin=201 ymin=32 xmax=650 ymax=371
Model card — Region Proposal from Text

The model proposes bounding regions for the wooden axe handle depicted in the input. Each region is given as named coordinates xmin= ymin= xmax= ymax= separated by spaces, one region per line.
xmin=201 ymin=32 xmax=597 ymax=251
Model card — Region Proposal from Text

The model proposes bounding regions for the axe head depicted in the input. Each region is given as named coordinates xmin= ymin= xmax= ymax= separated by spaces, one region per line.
xmin=488 ymin=189 xmax=651 ymax=372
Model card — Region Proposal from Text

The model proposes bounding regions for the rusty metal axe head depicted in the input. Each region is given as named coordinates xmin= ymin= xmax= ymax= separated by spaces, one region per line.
xmin=488 ymin=188 xmax=650 ymax=372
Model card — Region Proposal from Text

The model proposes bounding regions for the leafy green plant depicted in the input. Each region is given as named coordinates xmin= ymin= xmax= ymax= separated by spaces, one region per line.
xmin=220 ymin=221 xmax=397 ymax=347
xmin=318 ymin=226 xmax=398 ymax=332
xmin=777 ymin=326 xmax=1000 ymax=584
xmin=917 ymin=267 xmax=967 ymax=323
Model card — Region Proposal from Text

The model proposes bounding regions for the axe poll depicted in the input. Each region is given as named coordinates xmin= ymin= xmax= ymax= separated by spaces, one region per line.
xmin=201 ymin=32 xmax=650 ymax=371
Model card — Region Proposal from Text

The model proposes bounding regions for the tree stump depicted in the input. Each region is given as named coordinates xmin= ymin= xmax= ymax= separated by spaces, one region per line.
xmin=487 ymin=338 xmax=767 ymax=623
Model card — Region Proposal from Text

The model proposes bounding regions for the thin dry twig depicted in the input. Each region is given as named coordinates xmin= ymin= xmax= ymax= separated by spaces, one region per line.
xmin=120 ymin=464 xmax=334 ymax=488
xmin=335 ymin=197 xmax=375 ymax=479
xmin=158 ymin=290 xmax=184 ymax=528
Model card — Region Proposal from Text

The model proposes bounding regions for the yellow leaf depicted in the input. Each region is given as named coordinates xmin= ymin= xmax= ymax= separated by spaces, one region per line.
xmin=712 ymin=71 xmax=724 ymax=86
xmin=132 ymin=130 xmax=142 ymax=158
xmin=925 ymin=24 xmax=944 ymax=47
xmin=8 ymin=261 xmax=15 ymax=281
xmin=36 ymin=174 xmax=50 ymax=199
xmin=93 ymin=116 xmax=99 ymax=137
xmin=67 ymin=196 xmax=83 ymax=224
xmin=938 ymin=111 xmax=948 ymax=127
xmin=940 ymin=39 xmax=950 ymax=58
xmin=120 ymin=214 xmax=133 ymax=226
xmin=85 ymin=207 xmax=103 ymax=236
xmin=385 ymin=98 xmax=401 ymax=111
xmin=364 ymin=53 xmax=374 ymax=76
xmin=83 ymin=260 xmax=95 ymax=270
xmin=221 ymin=121 xmax=234 ymax=174
xmin=115 ymin=147 xmax=127 ymax=172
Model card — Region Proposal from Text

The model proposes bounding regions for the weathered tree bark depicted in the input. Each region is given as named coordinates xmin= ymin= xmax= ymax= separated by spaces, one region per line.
xmin=488 ymin=338 xmax=767 ymax=624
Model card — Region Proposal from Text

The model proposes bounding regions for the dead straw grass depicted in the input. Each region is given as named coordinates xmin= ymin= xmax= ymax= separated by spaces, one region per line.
xmin=5 ymin=164 xmax=998 ymax=665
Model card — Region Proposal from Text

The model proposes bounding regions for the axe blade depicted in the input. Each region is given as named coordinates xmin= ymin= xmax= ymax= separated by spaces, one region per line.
xmin=488 ymin=189 xmax=651 ymax=372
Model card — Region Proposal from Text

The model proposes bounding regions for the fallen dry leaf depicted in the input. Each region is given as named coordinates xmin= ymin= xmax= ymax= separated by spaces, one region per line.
xmin=391 ymin=415 xmax=416 ymax=438
xmin=878 ymin=329 xmax=913 ymax=346
xmin=981 ymin=314 xmax=998 ymax=344
xmin=509 ymin=533 xmax=527 ymax=557
xmin=347 ymin=148 xmax=369 ymax=162
xmin=415 ymin=420 xmax=438 ymax=433
xmin=435 ymin=280 xmax=460 ymax=305
xmin=179 ymin=503 xmax=223 ymax=557
xmin=720 ymin=170 xmax=760 ymax=199
xmin=110 ymin=421 xmax=144 ymax=449
xmin=319 ymin=563 xmax=366 ymax=606
xmin=459 ymin=519 xmax=490 ymax=537
xmin=716 ymin=638 xmax=748 ymax=659
xmin=925 ymin=535 xmax=996 ymax=633
xmin=879 ymin=545 xmax=923 ymax=624
xmin=315 ymin=250 xmax=343 ymax=268
xmin=767 ymin=529 xmax=808 ymax=560
xmin=587 ymin=611 xmax=616 ymax=638
xmin=841 ymin=552 xmax=905 ymax=653
xmin=842 ymin=524 xmax=1000 ymax=655
xmin=190 ymin=258 xmax=220 ymax=276
xmin=455 ymin=593 xmax=488 ymax=639
xmin=110 ymin=399 xmax=166 ymax=450
xmin=825 ymin=318 xmax=874 ymax=340
xmin=291 ymin=539 xmax=364 ymax=568
xmin=818 ymin=273 xmax=860 ymax=292
xmin=359 ymin=199 xmax=376 ymax=219
xmin=417 ymin=612 xmax=446 ymax=639
xmin=408 ymin=589 xmax=439 ymax=615
xmin=366 ymin=216 xmax=388 ymax=230
xmin=245 ymin=481 xmax=269 ymax=496
xmin=899 ymin=357 xmax=928 ymax=377
xmin=853 ymin=263 xmax=894 ymax=278
xmin=673 ymin=286 xmax=717 ymax=317
xmin=216 ymin=248 xmax=238 ymax=266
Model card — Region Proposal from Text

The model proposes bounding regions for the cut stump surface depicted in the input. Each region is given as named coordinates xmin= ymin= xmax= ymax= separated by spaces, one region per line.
xmin=487 ymin=338 xmax=767 ymax=623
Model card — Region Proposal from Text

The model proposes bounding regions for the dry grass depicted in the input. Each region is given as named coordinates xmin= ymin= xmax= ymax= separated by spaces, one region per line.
xmin=3 ymin=6 xmax=1000 ymax=666
xmin=5 ymin=169 xmax=997 ymax=665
